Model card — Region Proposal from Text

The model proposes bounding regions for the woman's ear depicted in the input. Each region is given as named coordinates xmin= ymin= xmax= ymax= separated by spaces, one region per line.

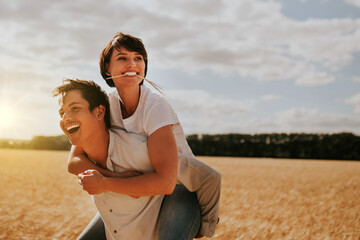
xmin=105 ymin=63 xmax=111 ymax=76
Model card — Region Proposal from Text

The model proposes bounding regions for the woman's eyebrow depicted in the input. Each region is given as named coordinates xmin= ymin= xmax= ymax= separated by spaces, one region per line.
xmin=116 ymin=52 xmax=142 ymax=56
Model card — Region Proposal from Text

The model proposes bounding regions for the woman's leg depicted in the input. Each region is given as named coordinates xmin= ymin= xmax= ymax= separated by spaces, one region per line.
xmin=77 ymin=212 xmax=106 ymax=240
xmin=157 ymin=185 xmax=201 ymax=240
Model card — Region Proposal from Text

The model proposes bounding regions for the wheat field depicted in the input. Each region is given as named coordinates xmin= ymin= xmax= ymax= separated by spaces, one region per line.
xmin=0 ymin=149 xmax=359 ymax=240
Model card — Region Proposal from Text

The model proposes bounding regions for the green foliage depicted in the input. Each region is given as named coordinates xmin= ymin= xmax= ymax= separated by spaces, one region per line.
xmin=1 ymin=132 xmax=359 ymax=160
xmin=0 ymin=135 xmax=71 ymax=151
xmin=186 ymin=132 xmax=360 ymax=160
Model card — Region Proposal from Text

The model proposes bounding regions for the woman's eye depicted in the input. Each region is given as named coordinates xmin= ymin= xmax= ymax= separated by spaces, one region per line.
xmin=118 ymin=57 xmax=126 ymax=61
xmin=135 ymin=56 xmax=143 ymax=61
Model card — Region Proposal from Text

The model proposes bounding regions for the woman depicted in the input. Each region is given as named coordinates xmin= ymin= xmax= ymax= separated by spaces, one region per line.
xmin=69 ymin=32 xmax=221 ymax=239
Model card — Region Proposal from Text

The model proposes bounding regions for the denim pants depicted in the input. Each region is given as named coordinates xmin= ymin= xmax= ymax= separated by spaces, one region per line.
xmin=77 ymin=185 xmax=201 ymax=240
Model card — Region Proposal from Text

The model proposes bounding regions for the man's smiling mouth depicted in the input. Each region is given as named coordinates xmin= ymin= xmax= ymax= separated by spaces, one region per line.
xmin=66 ymin=124 xmax=80 ymax=134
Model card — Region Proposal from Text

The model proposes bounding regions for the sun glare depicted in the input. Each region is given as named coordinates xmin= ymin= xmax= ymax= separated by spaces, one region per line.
xmin=0 ymin=105 xmax=17 ymax=129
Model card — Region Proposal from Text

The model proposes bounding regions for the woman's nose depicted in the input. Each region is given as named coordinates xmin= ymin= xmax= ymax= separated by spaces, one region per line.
xmin=127 ymin=59 xmax=136 ymax=67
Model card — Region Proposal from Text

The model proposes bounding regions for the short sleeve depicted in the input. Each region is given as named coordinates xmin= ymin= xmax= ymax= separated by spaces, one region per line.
xmin=144 ymin=97 xmax=179 ymax=136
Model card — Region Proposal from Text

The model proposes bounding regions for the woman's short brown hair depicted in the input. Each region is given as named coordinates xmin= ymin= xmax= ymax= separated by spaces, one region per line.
xmin=99 ymin=32 xmax=148 ymax=87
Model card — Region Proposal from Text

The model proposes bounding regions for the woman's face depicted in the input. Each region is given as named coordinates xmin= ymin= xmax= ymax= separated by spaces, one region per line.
xmin=107 ymin=46 xmax=145 ymax=88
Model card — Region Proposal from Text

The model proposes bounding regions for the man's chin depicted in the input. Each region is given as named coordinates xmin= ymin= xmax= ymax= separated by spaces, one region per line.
xmin=67 ymin=136 xmax=78 ymax=145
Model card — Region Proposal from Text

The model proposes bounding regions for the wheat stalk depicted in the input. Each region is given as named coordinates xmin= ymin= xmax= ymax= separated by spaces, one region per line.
xmin=106 ymin=74 xmax=164 ymax=94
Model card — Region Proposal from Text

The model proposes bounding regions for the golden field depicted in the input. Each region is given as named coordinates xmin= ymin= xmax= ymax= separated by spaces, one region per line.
xmin=0 ymin=148 xmax=359 ymax=240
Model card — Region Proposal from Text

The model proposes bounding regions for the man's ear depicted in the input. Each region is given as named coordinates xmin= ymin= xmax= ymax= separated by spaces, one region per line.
xmin=95 ymin=105 xmax=106 ymax=119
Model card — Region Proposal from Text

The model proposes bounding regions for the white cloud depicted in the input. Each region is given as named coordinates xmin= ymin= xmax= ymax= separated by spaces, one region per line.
xmin=295 ymin=72 xmax=335 ymax=86
xmin=2 ymin=0 xmax=360 ymax=86
xmin=165 ymin=89 xmax=255 ymax=117
xmin=141 ymin=0 xmax=360 ymax=86
xmin=345 ymin=92 xmax=360 ymax=113
xmin=351 ymin=76 xmax=360 ymax=83
xmin=344 ymin=0 xmax=360 ymax=8
xmin=178 ymin=107 xmax=360 ymax=135
xmin=260 ymin=94 xmax=282 ymax=101
xmin=275 ymin=108 xmax=360 ymax=133
xmin=1 ymin=0 xmax=360 ymax=138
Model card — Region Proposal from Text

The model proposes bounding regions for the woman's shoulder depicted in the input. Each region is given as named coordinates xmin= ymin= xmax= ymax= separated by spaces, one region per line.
xmin=108 ymin=90 xmax=120 ymax=103
xmin=109 ymin=90 xmax=118 ymax=97
xmin=141 ymin=84 xmax=170 ymax=109
xmin=139 ymin=85 xmax=179 ymax=135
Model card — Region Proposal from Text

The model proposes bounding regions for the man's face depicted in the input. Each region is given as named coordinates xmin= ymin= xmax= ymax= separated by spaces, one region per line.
xmin=58 ymin=90 xmax=99 ymax=145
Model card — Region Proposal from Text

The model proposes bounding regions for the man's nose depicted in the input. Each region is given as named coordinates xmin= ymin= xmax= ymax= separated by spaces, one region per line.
xmin=62 ymin=111 xmax=72 ymax=121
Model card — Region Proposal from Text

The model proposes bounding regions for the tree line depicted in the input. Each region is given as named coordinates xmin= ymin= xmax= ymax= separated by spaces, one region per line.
xmin=1 ymin=132 xmax=359 ymax=160
xmin=186 ymin=132 xmax=360 ymax=160
xmin=0 ymin=135 xmax=71 ymax=151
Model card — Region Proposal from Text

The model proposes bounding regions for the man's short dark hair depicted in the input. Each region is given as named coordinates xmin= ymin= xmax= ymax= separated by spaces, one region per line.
xmin=53 ymin=79 xmax=111 ymax=129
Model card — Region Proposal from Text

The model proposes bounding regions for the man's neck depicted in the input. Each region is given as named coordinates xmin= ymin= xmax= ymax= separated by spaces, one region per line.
xmin=82 ymin=129 xmax=110 ymax=169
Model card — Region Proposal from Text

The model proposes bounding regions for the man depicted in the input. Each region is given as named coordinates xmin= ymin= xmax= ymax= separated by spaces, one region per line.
xmin=54 ymin=79 xmax=221 ymax=239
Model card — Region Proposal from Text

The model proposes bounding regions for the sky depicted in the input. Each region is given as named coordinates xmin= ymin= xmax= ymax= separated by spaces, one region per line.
xmin=0 ymin=0 xmax=360 ymax=140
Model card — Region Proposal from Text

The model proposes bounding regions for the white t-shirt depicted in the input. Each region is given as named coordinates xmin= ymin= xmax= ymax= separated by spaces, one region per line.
xmin=108 ymin=84 xmax=221 ymax=237
xmin=108 ymin=84 xmax=195 ymax=157
xmin=93 ymin=129 xmax=163 ymax=240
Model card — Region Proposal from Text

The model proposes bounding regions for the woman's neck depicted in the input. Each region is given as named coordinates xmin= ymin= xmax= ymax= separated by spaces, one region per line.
xmin=116 ymin=85 xmax=141 ymax=119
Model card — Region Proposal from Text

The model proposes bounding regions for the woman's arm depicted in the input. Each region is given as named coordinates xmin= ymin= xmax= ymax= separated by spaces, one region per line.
xmin=78 ymin=125 xmax=178 ymax=196
xmin=68 ymin=145 xmax=141 ymax=178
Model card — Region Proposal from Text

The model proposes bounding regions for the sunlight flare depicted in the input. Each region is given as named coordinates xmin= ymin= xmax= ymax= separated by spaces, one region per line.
xmin=0 ymin=104 xmax=17 ymax=129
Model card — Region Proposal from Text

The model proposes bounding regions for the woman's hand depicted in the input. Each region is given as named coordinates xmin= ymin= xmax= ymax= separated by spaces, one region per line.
xmin=78 ymin=169 xmax=107 ymax=195
xmin=109 ymin=170 xmax=143 ymax=178
xmin=78 ymin=169 xmax=143 ymax=198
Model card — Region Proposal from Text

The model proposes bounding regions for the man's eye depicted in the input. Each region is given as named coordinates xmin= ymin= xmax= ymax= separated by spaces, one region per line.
xmin=135 ymin=56 xmax=143 ymax=61
xmin=118 ymin=57 xmax=126 ymax=61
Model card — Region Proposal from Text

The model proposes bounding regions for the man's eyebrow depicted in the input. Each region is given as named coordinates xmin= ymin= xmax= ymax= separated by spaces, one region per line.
xmin=60 ymin=102 xmax=81 ymax=110
xmin=58 ymin=102 xmax=81 ymax=114
xmin=68 ymin=102 xmax=81 ymax=106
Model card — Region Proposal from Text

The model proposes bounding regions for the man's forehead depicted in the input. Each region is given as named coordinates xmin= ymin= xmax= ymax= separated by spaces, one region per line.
xmin=59 ymin=90 xmax=87 ymax=106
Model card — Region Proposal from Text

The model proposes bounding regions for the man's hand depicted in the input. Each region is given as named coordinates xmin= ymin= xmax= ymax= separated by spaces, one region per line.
xmin=78 ymin=169 xmax=107 ymax=195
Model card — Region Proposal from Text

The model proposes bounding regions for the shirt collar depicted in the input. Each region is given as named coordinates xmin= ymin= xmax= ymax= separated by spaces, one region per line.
xmin=106 ymin=129 xmax=116 ymax=171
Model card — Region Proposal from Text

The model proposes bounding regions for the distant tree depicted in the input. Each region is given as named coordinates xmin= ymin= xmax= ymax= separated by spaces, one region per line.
xmin=186 ymin=132 xmax=360 ymax=160
xmin=30 ymin=135 xmax=71 ymax=150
